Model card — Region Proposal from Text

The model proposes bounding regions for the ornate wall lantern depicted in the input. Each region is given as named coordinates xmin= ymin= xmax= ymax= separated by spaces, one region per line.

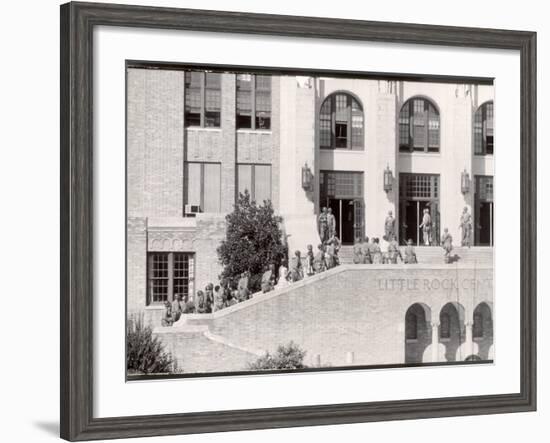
xmin=383 ymin=165 xmax=393 ymax=193
xmin=301 ymin=163 xmax=313 ymax=192
xmin=461 ymin=168 xmax=470 ymax=194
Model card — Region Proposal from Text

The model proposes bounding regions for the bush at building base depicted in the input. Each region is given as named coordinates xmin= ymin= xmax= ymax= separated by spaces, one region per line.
xmin=126 ymin=316 xmax=177 ymax=374
xmin=248 ymin=342 xmax=307 ymax=370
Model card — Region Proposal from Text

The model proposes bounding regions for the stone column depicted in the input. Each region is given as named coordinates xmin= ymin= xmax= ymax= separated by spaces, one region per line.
xmin=366 ymin=81 xmax=398 ymax=240
xmin=431 ymin=322 xmax=440 ymax=362
xmin=220 ymin=74 xmax=236 ymax=213
xmin=464 ymin=321 xmax=474 ymax=358
xmin=278 ymin=76 xmax=320 ymax=254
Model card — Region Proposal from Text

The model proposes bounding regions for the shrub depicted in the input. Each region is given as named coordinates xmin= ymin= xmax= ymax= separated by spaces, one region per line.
xmin=248 ymin=342 xmax=307 ymax=371
xmin=217 ymin=190 xmax=287 ymax=293
xmin=126 ymin=316 xmax=177 ymax=374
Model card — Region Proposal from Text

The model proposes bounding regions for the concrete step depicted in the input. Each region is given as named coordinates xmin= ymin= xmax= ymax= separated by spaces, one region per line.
xmin=337 ymin=245 xmax=493 ymax=265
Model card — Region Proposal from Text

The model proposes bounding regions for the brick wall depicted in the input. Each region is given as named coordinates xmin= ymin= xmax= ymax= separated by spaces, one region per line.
xmin=155 ymin=264 xmax=493 ymax=372
xmin=127 ymin=217 xmax=147 ymax=317
xmin=127 ymin=68 xmax=184 ymax=217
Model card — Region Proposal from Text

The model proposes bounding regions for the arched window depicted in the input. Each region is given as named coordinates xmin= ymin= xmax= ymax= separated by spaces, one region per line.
xmin=474 ymin=101 xmax=494 ymax=155
xmin=319 ymin=93 xmax=364 ymax=150
xmin=399 ymin=97 xmax=440 ymax=153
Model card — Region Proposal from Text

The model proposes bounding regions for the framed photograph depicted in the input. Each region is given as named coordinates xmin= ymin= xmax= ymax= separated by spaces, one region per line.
xmin=60 ymin=1 xmax=536 ymax=440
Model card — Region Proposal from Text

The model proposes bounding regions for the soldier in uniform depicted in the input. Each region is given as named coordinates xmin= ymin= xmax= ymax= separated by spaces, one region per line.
xmin=362 ymin=236 xmax=373 ymax=264
xmin=441 ymin=228 xmax=453 ymax=263
xmin=305 ymin=244 xmax=315 ymax=276
xmin=196 ymin=290 xmax=210 ymax=313
xmin=419 ymin=208 xmax=432 ymax=246
xmin=204 ymin=283 xmax=214 ymax=308
xmin=387 ymin=239 xmax=403 ymax=264
xmin=276 ymin=258 xmax=290 ymax=289
xmin=353 ymin=237 xmax=364 ymax=264
xmin=327 ymin=207 xmax=336 ymax=239
xmin=326 ymin=234 xmax=341 ymax=267
xmin=213 ymin=285 xmax=225 ymax=312
xmin=459 ymin=206 xmax=473 ymax=247
xmin=261 ymin=264 xmax=276 ymax=293
xmin=371 ymin=238 xmax=383 ymax=264
xmin=403 ymin=238 xmax=418 ymax=264
xmin=289 ymin=250 xmax=304 ymax=282
xmin=313 ymin=244 xmax=326 ymax=274
xmin=318 ymin=207 xmax=329 ymax=244
xmin=384 ymin=210 xmax=396 ymax=242
xmin=237 ymin=272 xmax=250 ymax=301
xmin=161 ymin=301 xmax=175 ymax=327
xmin=171 ymin=294 xmax=183 ymax=322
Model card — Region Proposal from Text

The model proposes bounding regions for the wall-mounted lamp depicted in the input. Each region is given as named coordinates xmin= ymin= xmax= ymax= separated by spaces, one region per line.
xmin=461 ymin=169 xmax=470 ymax=194
xmin=301 ymin=163 xmax=313 ymax=192
xmin=383 ymin=165 xmax=393 ymax=193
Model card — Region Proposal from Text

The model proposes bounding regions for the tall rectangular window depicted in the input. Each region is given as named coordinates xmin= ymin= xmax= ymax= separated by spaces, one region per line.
xmin=185 ymin=71 xmax=221 ymax=128
xmin=185 ymin=162 xmax=221 ymax=213
xmin=236 ymin=74 xmax=271 ymax=130
xmin=237 ymin=164 xmax=272 ymax=203
xmin=474 ymin=101 xmax=494 ymax=155
xmin=147 ymin=252 xmax=194 ymax=305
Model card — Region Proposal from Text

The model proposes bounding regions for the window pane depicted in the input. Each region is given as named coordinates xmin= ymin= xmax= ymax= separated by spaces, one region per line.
xmin=203 ymin=163 xmax=221 ymax=212
xmin=186 ymin=163 xmax=202 ymax=208
xmin=427 ymin=104 xmax=440 ymax=152
xmin=237 ymin=164 xmax=253 ymax=197
xmin=412 ymin=99 xmax=427 ymax=151
xmin=173 ymin=253 xmax=190 ymax=299
xmin=236 ymin=74 xmax=252 ymax=129
xmin=399 ymin=103 xmax=410 ymax=150
xmin=255 ymin=75 xmax=271 ymax=130
xmin=319 ymin=99 xmax=332 ymax=148
xmin=351 ymin=99 xmax=363 ymax=149
xmin=204 ymin=73 xmax=221 ymax=128
xmin=485 ymin=102 xmax=494 ymax=154
xmin=185 ymin=72 xmax=202 ymax=127
xmin=474 ymin=106 xmax=483 ymax=154
xmin=254 ymin=165 xmax=271 ymax=203
xmin=148 ymin=253 xmax=169 ymax=304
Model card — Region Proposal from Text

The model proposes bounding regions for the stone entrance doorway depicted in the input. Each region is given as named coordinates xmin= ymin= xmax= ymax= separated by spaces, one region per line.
xmin=399 ymin=173 xmax=440 ymax=246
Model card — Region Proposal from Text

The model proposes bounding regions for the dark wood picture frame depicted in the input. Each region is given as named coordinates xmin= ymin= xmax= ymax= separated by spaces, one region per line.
xmin=60 ymin=1 xmax=537 ymax=440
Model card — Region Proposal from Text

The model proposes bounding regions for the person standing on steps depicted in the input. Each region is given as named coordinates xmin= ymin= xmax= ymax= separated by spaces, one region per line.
xmin=419 ymin=208 xmax=432 ymax=246
xmin=459 ymin=206 xmax=473 ymax=247
xmin=318 ymin=207 xmax=329 ymax=244
xmin=441 ymin=228 xmax=454 ymax=264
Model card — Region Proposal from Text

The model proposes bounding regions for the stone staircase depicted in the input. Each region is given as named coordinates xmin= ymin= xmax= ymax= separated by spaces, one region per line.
xmin=338 ymin=245 xmax=493 ymax=266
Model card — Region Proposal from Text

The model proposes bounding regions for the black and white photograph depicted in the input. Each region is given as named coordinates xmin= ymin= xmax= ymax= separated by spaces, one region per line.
xmin=1 ymin=0 xmax=543 ymax=442
xmin=126 ymin=64 xmax=495 ymax=378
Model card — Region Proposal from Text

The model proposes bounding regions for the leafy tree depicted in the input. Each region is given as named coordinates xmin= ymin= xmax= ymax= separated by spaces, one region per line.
xmin=217 ymin=190 xmax=286 ymax=292
xmin=248 ymin=342 xmax=308 ymax=370
xmin=126 ymin=316 xmax=177 ymax=374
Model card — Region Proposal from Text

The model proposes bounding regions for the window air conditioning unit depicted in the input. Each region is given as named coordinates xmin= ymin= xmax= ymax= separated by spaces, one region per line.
xmin=185 ymin=204 xmax=201 ymax=216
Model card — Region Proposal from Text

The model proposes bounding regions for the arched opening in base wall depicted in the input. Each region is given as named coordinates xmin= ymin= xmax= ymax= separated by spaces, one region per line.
xmin=473 ymin=302 xmax=494 ymax=360
xmin=440 ymin=302 xmax=465 ymax=362
xmin=404 ymin=303 xmax=432 ymax=363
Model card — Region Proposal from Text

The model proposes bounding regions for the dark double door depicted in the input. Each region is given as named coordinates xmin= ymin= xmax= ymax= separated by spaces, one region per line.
xmin=320 ymin=171 xmax=364 ymax=245
xmin=475 ymin=176 xmax=494 ymax=246
xmin=327 ymin=198 xmax=363 ymax=245
xmin=399 ymin=174 xmax=440 ymax=246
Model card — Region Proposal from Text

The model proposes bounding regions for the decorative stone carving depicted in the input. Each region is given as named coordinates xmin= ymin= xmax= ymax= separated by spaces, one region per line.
xmin=296 ymin=76 xmax=313 ymax=89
